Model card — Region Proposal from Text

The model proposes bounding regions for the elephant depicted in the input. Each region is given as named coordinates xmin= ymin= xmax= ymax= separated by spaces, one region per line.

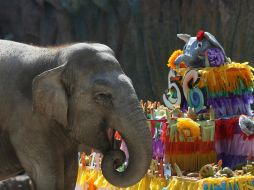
xmin=174 ymin=31 xmax=229 ymax=68
xmin=0 ymin=40 xmax=152 ymax=190
xmin=239 ymin=115 xmax=254 ymax=136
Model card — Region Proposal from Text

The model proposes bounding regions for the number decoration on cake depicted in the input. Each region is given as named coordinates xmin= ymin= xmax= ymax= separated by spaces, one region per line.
xmin=163 ymin=69 xmax=182 ymax=109
xmin=182 ymin=69 xmax=205 ymax=112
xmin=163 ymin=69 xmax=205 ymax=113
xmin=165 ymin=30 xmax=254 ymax=118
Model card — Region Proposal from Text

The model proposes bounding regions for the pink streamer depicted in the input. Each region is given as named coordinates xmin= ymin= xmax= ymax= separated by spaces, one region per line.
xmin=215 ymin=134 xmax=254 ymax=156
xmin=120 ymin=140 xmax=129 ymax=160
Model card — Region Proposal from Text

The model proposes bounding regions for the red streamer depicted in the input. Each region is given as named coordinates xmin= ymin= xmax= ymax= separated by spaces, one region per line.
xmin=215 ymin=117 xmax=239 ymax=140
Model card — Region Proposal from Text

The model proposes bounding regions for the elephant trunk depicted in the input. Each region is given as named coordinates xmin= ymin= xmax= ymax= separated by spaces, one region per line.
xmin=175 ymin=53 xmax=208 ymax=68
xmin=174 ymin=54 xmax=192 ymax=66
xmin=101 ymin=100 xmax=152 ymax=187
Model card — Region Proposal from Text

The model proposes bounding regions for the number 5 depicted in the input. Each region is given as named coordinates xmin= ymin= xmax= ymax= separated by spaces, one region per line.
xmin=163 ymin=69 xmax=182 ymax=109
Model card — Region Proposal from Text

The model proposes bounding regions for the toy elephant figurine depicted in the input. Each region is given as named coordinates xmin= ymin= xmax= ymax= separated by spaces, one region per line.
xmin=239 ymin=115 xmax=254 ymax=136
xmin=0 ymin=40 xmax=152 ymax=190
xmin=174 ymin=30 xmax=229 ymax=68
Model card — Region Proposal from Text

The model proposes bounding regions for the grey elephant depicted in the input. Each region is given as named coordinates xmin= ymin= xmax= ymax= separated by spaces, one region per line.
xmin=174 ymin=31 xmax=229 ymax=68
xmin=0 ymin=40 xmax=152 ymax=189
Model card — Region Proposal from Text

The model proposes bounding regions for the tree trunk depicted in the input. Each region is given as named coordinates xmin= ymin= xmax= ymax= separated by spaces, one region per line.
xmin=0 ymin=0 xmax=252 ymax=101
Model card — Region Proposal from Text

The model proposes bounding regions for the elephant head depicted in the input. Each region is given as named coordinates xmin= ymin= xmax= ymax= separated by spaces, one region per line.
xmin=174 ymin=31 xmax=228 ymax=68
xmin=32 ymin=43 xmax=152 ymax=187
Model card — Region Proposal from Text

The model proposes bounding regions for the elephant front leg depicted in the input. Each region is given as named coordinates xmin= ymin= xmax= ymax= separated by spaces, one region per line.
xmin=10 ymin=136 xmax=64 ymax=190
xmin=14 ymin=150 xmax=64 ymax=190
xmin=19 ymin=152 xmax=64 ymax=190
xmin=36 ymin=157 xmax=65 ymax=190
xmin=64 ymin=148 xmax=79 ymax=190
xmin=33 ymin=169 xmax=64 ymax=190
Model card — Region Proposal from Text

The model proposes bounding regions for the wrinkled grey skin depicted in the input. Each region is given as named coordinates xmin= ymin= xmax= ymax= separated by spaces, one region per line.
xmin=0 ymin=40 xmax=152 ymax=190
xmin=174 ymin=32 xmax=228 ymax=68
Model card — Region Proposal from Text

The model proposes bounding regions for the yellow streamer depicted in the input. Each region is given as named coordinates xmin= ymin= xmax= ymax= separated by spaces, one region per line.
xmin=174 ymin=62 xmax=254 ymax=95
xmin=76 ymin=168 xmax=254 ymax=190
xmin=165 ymin=152 xmax=217 ymax=172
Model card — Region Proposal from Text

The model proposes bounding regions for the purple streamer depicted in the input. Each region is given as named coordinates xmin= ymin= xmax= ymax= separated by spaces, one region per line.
xmin=207 ymin=93 xmax=253 ymax=118
xmin=181 ymin=100 xmax=188 ymax=112
xmin=217 ymin=153 xmax=248 ymax=168
xmin=152 ymin=139 xmax=164 ymax=159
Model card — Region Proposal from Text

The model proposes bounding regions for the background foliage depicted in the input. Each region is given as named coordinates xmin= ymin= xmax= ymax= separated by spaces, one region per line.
xmin=0 ymin=0 xmax=252 ymax=101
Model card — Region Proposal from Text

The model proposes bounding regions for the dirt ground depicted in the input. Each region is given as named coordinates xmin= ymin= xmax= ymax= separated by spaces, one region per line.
xmin=0 ymin=175 xmax=33 ymax=190
xmin=0 ymin=174 xmax=83 ymax=190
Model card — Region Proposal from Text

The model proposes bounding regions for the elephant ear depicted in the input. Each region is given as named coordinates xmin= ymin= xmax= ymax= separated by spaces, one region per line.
xmin=204 ymin=32 xmax=226 ymax=55
xmin=177 ymin=34 xmax=191 ymax=43
xmin=32 ymin=65 xmax=68 ymax=127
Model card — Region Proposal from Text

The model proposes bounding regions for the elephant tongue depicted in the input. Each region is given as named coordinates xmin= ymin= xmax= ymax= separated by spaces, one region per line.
xmin=107 ymin=128 xmax=114 ymax=144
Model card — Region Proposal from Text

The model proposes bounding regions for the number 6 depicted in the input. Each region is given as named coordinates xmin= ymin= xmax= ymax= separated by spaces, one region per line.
xmin=183 ymin=70 xmax=205 ymax=112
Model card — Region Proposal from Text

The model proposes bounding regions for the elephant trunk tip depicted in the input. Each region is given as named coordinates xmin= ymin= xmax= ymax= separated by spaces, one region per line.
xmin=174 ymin=54 xmax=185 ymax=66
xmin=101 ymin=128 xmax=152 ymax=187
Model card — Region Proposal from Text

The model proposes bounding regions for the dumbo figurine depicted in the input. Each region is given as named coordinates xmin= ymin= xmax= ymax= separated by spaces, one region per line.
xmin=0 ymin=40 xmax=152 ymax=189
xmin=174 ymin=30 xmax=229 ymax=68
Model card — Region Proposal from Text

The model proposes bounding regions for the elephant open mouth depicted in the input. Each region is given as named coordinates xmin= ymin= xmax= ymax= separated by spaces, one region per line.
xmin=105 ymin=128 xmax=127 ymax=170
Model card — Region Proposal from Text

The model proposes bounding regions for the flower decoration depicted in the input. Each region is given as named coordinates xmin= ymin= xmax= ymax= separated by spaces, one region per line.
xmin=176 ymin=118 xmax=200 ymax=139
xmin=196 ymin=30 xmax=205 ymax=41
xmin=167 ymin=50 xmax=187 ymax=69
xmin=205 ymin=48 xmax=225 ymax=67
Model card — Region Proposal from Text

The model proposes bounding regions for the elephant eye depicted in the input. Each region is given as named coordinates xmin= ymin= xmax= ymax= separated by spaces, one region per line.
xmin=94 ymin=92 xmax=113 ymax=107
xmin=197 ymin=42 xmax=202 ymax=48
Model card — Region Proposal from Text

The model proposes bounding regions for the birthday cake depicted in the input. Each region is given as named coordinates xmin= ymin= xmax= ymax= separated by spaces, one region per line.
xmin=163 ymin=30 xmax=254 ymax=171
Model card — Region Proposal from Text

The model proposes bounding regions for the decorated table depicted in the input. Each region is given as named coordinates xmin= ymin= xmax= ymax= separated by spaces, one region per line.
xmin=76 ymin=30 xmax=254 ymax=190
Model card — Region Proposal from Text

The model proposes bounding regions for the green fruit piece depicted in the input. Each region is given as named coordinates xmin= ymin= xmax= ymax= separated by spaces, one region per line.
xmin=221 ymin=167 xmax=234 ymax=177
xmin=199 ymin=164 xmax=215 ymax=178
